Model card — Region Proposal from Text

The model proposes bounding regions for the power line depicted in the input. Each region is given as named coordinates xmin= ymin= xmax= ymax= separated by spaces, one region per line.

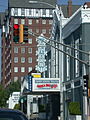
xmin=28 ymin=31 xmax=90 ymax=66
xmin=28 ymin=31 xmax=89 ymax=55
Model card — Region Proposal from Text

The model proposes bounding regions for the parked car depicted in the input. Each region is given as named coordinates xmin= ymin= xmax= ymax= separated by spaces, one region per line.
xmin=0 ymin=108 xmax=28 ymax=120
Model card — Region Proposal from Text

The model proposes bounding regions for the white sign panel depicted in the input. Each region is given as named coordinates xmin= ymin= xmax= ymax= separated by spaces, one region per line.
xmin=32 ymin=78 xmax=60 ymax=92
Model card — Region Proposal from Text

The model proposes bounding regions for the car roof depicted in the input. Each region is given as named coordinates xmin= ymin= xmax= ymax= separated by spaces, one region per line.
xmin=0 ymin=108 xmax=24 ymax=115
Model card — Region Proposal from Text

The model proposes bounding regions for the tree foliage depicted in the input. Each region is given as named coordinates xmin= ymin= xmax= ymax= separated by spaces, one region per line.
xmin=0 ymin=85 xmax=7 ymax=107
xmin=6 ymin=80 xmax=21 ymax=97
xmin=0 ymin=80 xmax=21 ymax=107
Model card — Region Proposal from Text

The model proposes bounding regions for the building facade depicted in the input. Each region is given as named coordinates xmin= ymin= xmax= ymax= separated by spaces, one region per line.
xmin=1 ymin=0 xmax=56 ymax=87
xmin=49 ymin=2 xmax=90 ymax=120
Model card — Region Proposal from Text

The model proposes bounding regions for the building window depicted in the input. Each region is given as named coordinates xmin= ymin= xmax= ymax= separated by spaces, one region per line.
xmin=66 ymin=48 xmax=71 ymax=81
xmin=49 ymin=20 xmax=53 ymax=24
xmin=36 ymin=9 xmax=39 ymax=14
xmin=29 ymin=9 xmax=31 ymax=15
xmin=14 ymin=8 xmax=18 ymax=16
xmin=14 ymin=77 xmax=18 ymax=82
xmin=21 ymin=57 xmax=25 ymax=63
xmin=42 ymin=9 xmax=46 ymax=15
xmin=28 ymin=28 xmax=32 ymax=33
xmin=42 ymin=29 xmax=46 ymax=34
xmin=21 ymin=8 xmax=25 ymax=16
xmin=49 ymin=29 xmax=51 ymax=34
xmin=28 ymin=48 xmax=32 ymax=53
xmin=28 ymin=38 xmax=32 ymax=44
xmin=36 ymin=29 xmax=39 ymax=33
xmin=42 ymin=20 xmax=46 ymax=24
xmin=28 ymin=19 xmax=32 ymax=24
xmin=28 ymin=57 xmax=32 ymax=63
xmin=21 ymin=47 xmax=25 ymax=53
xmin=14 ymin=57 xmax=18 ymax=63
xmin=21 ymin=19 xmax=25 ymax=24
xmin=75 ymin=39 xmax=79 ymax=77
xmin=14 ymin=47 xmax=18 ymax=53
xmin=14 ymin=67 xmax=18 ymax=72
xmin=21 ymin=67 xmax=25 ymax=72
xmin=14 ymin=19 xmax=18 ymax=24
xmin=36 ymin=19 xmax=39 ymax=24
xmin=28 ymin=67 xmax=32 ymax=72
xmin=49 ymin=9 xmax=53 ymax=15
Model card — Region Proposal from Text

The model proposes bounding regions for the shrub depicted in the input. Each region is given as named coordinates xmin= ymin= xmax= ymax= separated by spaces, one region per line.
xmin=69 ymin=102 xmax=82 ymax=115
xmin=39 ymin=104 xmax=46 ymax=112
xmin=14 ymin=103 xmax=20 ymax=110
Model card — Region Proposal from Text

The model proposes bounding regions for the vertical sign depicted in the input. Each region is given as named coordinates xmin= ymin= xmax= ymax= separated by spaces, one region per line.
xmin=28 ymin=75 xmax=32 ymax=92
xmin=36 ymin=34 xmax=47 ymax=72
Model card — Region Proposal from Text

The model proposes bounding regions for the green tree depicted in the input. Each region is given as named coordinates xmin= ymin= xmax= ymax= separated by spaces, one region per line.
xmin=0 ymin=85 xmax=8 ymax=107
xmin=0 ymin=80 xmax=21 ymax=107
xmin=7 ymin=80 xmax=21 ymax=97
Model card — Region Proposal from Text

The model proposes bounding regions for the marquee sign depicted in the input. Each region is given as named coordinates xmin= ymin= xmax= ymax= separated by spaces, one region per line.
xmin=32 ymin=78 xmax=60 ymax=92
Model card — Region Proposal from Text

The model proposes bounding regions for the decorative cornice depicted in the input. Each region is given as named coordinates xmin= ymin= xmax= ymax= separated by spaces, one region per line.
xmin=63 ymin=6 xmax=90 ymax=39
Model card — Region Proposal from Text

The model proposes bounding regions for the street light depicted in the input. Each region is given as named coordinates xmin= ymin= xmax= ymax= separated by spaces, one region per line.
xmin=29 ymin=1 xmax=56 ymax=8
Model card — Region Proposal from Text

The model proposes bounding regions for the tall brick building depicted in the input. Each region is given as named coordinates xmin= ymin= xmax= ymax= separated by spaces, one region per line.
xmin=1 ymin=0 xmax=56 ymax=87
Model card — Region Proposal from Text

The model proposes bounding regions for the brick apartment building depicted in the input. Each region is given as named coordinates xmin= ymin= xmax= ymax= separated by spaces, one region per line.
xmin=0 ymin=0 xmax=81 ymax=88
xmin=1 ymin=0 xmax=56 ymax=87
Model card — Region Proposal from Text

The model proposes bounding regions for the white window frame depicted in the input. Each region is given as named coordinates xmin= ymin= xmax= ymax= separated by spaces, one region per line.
xmin=21 ymin=67 xmax=25 ymax=72
xmin=14 ymin=67 xmax=18 ymax=72
xmin=21 ymin=57 xmax=25 ymax=63
xmin=14 ymin=19 xmax=18 ymax=24
xmin=42 ymin=19 xmax=46 ymax=24
xmin=14 ymin=47 xmax=18 ymax=53
xmin=21 ymin=47 xmax=25 ymax=53
xmin=49 ymin=20 xmax=53 ymax=24
xmin=28 ymin=38 xmax=32 ymax=44
xmin=42 ymin=29 xmax=46 ymax=34
xmin=21 ymin=19 xmax=25 ymax=24
xmin=14 ymin=57 xmax=18 ymax=63
xmin=28 ymin=57 xmax=32 ymax=63
xmin=28 ymin=29 xmax=32 ymax=32
xmin=36 ymin=19 xmax=39 ymax=24
xmin=28 ymin=67 xmax=32 ymax=72
xmin=36 ymin=29 xmax=39 ymax=33
xmin=28 ymin=48 xmax=32 ymax=53
xmin=28 ymin=19 xmax=32 ymax=25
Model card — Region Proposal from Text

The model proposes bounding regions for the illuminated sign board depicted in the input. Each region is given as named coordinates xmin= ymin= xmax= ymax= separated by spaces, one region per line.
xmin=32 ymin=78 xmax=60 ymax=92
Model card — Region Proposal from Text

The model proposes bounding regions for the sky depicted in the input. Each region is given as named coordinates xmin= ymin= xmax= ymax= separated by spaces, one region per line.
xmin=0 ymin=0 xmax=90 ymax=12
xmin=0 ymin=0 xmax=8 ymax=12
xmin=58 ymin=0 xmax=90 ymax=5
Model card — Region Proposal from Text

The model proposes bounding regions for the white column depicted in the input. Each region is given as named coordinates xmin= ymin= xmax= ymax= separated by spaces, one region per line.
xmin=27 ymin=95 xmax=31 ymax=119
